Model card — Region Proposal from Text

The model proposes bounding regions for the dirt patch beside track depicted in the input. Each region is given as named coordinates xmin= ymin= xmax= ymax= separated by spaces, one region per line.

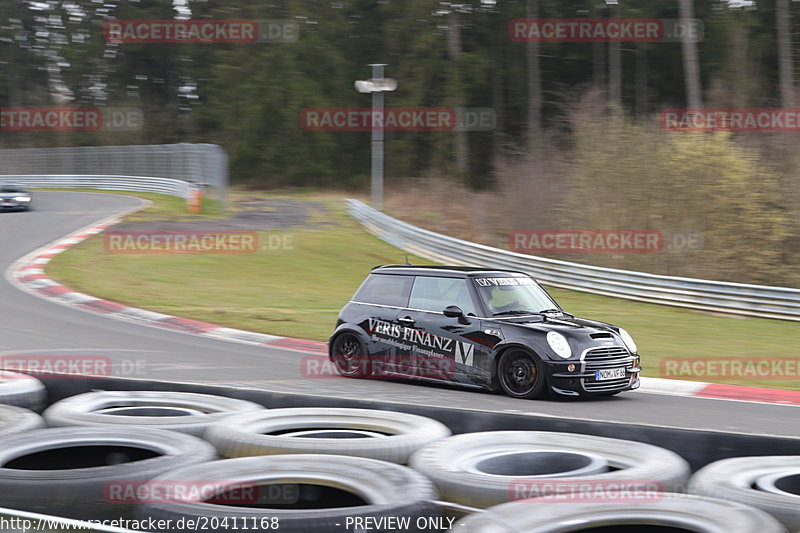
xmin=115 ymin=198 xmax=339 ymax=232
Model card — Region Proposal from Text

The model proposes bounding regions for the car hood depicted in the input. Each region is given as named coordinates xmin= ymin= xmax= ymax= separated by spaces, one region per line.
xmin=0 ymin=192 xmax=27 ymax=199
xmin=492 ymin=314 xmax=622 ymax=339
xmin=491 ymin=314 xmax=629 ymax=355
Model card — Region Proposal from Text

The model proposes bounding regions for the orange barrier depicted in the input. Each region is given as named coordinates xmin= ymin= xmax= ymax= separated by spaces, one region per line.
xmin=188 ymin=187 xmax=202 ymax=213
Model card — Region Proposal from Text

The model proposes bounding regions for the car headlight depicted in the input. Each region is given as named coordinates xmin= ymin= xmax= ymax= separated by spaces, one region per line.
xmin=546 ymin=331 xmax=572 ymax=359
xmin=13 ymin=196 xmax=30 ymax=202
xmin=618 ymin=328 xmax=638 ymax=354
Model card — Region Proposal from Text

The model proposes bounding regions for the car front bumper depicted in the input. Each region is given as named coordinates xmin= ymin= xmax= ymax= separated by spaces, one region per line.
xmin=0 ymin=201 xmax=29 ymax=210
xmin=546 ymin=357 xmax=641 ymax=396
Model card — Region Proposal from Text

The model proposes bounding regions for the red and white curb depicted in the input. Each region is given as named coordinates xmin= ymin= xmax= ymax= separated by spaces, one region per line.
xmin=3 ymin=200 xmax=326 ymax=356
xmin=638 ymin=377 xmax=800 ymax=406
xmin=4 ymin=204 xmax=798 ymax=406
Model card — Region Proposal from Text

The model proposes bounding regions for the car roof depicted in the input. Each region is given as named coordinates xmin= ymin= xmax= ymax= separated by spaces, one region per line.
xmin=371 ymin=265 xmax=530 ymax=278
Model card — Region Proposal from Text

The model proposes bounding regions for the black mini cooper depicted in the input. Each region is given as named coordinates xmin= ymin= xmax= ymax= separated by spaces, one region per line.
xmin=328 ymin=265 xmax=641 ymax=399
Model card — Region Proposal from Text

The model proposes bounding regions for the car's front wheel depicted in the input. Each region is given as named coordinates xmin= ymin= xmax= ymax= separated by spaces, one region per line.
xmin=330 ymin=332 xmax=373 ymax=378
xmin=496 ymin=349 xmax=546 ymax=400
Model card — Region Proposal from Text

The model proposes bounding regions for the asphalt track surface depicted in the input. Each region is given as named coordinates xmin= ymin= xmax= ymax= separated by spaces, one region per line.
xmin=1 ymin=191 xmax=798 ymax=438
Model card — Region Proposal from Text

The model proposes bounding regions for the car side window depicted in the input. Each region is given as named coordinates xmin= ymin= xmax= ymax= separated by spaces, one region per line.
xmin=409 ymin=276 xmax=477 ymax=315
xmin=352 ymin=274 xmax=412 ymax=308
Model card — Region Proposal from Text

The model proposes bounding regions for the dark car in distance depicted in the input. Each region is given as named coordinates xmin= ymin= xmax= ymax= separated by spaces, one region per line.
xmin=328 ymin=265 xmax=641 ymax=399
xmin=0 ymin=184 xmax=32 ymax=211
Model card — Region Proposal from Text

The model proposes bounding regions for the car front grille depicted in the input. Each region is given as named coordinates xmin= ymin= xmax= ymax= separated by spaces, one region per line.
xmin=582 ymin=346 xmax=635 ymax=392
xmin=584 ymin=346 xmax=630 ymax=368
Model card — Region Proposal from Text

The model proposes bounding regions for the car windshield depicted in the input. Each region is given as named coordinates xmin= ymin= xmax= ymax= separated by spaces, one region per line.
xmin=0 ymin=185 xmax=26 ymax=193
xmin=473 ymin=277 xmax=559 ymax=316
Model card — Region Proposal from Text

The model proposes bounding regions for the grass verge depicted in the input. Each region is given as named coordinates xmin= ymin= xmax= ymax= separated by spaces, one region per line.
xmin=46 ymin=190 xmax=432 ymax=340
xmin=45 ymin=190 xmax=800 ymax=390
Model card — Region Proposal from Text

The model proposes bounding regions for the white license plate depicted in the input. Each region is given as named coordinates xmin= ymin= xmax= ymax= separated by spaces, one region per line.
xmin=596 ymin=367 xmax=627 ymax=381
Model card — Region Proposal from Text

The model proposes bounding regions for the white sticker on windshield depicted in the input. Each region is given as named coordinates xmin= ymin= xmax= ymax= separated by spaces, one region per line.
xmin=474 ymin=277 xmax=535 ymax=287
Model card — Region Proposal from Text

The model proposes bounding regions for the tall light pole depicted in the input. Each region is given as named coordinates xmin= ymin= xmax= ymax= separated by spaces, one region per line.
xmin=355 ymin=64 xmax=397 ymax=211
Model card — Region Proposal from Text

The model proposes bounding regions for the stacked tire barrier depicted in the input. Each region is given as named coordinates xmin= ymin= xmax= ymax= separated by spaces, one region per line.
xmin=0 ymin=404 xmax=44 ymax=436
xmin=0 ymin=385 xmax=451 ymax=532
xmin=0 ymin=371 xmax=46 ymax=411
xmin=42 ymin=390 xmax=266 ymax=436
xmin=0 ymin=426 xmax=217 ymax=520
xmin=0 ymin=375 xmax=798 ymax=532
xmin=454 ymin=495 xmax=789 ymax=532
xmin=409 ymin=431 xmax=692 ymax=508
xmin=204 ymin=408 xmax=452 ymax=463
xmin=689 ymin=456 xmax=800 ymax=531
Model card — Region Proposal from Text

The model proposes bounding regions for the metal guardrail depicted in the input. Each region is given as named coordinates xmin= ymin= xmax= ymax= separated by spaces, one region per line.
xmin=347 ymin=199 xmax=800 ymax=321
xmin=0 ymin=143 xmax=227 ymax=204
xmin=0 ymin=175 xmax=192 ymax=199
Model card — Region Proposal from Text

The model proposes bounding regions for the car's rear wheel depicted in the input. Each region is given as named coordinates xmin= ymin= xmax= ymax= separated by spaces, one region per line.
xmin=496 ymin=349 xmax=546 ymax=400
xmin=330 ymin=333 xmax=372 ymax=378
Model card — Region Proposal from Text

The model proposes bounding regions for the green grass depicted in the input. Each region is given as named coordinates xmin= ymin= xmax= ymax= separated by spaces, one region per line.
xmin=46 ymin=191 xmax=432 ymax=340
xmin=45 ymin=190 xmax=800 ymax=390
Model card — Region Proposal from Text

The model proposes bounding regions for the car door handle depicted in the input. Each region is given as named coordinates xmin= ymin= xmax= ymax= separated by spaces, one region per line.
xmin=398 ymin=316 xmax=415 ymax=325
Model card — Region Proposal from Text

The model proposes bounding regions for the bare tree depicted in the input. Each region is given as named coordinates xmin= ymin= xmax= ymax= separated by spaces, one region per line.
xmin=609 ymin=42 xmax=622 ymax=109
xmin=445 ymin=8 xmax=469 ymax=175
xmin=490 ymin=39 xmax=505 ymax=171
xmin=777 ymin=0 xmax=795 ymax=107
xmin=593 ymin=42 xmax=606 ymax=90
xmin=526 ymin=0 xmax=542 ymax=153
xmin=635 ymin=44 xmax=648 ymax=116
xmin=678 ymin=0 xmax=703 ymax=108
xmin=607 ymin=3 xmax=622 ymax=110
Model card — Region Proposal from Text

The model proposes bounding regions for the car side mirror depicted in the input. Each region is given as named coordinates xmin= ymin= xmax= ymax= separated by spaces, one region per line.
xmin=443 ymin=305 xmax=470 ymax=324
xmin=443 ymin=305 xmax=464 ymax=318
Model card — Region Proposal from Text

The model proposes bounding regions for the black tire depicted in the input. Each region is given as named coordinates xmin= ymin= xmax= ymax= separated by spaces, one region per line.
xmin=495 ymin=349 xmax=546 ymax=400
xmin=137 ymin=454 xmax=440 ymax=533
xmin=205 ymin=407 xmax=451 ymax=464
xmin=0 ymin=371 xmax=46 ymax=411
xmin=0 ymin=404 xmax=45 ymax=436
xmin=0 ymin=426 xmax=217 ymax=520
xmin=43 ymin=390 xmax=265 ymax=436
xmin=688 ymin=456 xmax=800 ymax=531
xmin=409 ymin=431 xmax=691 ymax=508
xmin=454 ymin=494 xmax=787 ymax=532
xmin=329 ymin=333 xmax=373 ymax=378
